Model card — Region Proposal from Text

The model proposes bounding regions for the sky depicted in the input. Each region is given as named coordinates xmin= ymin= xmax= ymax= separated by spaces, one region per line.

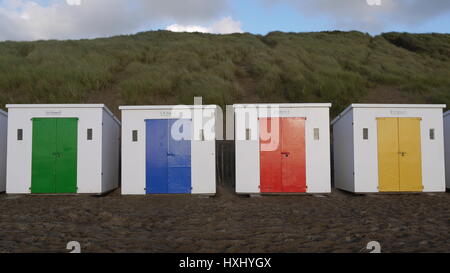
xmin=0 ymin=0 xmax=449 ymax=41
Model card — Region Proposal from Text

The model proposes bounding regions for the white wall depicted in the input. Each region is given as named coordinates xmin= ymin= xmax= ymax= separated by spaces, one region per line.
xmin=444 ymin=112 xmax=450 ymax=189
xmin=353 ymin=107 xmax=446 ymax=193
xmin=235 ymin=105 xmax=331 ymax=194
xmin=120 ymin=106 xmax=217 ymax=195
xmin=332 ymin=109 xmax=355 ymax=192
xmin=101 ymin=109 xmax=121 ymax=193
xmin=192 ymin=107 xmax=217 ymax=194
xmin=235 ymin=107 xmax=260 ymax=193
xmin=0 ymin=111 xmax=7 ymax=192
xmin=6 ymin=107 xmax=104 ymax=194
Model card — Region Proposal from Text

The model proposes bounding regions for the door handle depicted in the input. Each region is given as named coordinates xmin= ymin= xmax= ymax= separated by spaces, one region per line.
xmin=52 ymin=152 xmax=61 ymax=158
xmin=398 ymin=152 xmax=407 ymax=156
xmin=281 ymin=152 xmax=290 ymax=157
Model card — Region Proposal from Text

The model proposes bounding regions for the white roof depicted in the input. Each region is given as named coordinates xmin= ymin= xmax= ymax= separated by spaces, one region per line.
xmin=6 ymin=104 xmax=120 ymax=125
xmin=6 ymin=104 xmax=109 ymax=108
xmin=233 ymin=103 xmax=332 ymax=108
xmin=332 ymin=104 xmax=447 ymax=125
xmin=119 ymin=105 xmax=218 ymax=110
xmin=347 ymin=103 xmax=446 ymax=109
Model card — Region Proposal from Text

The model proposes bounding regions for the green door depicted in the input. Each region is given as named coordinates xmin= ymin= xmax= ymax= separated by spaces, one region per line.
xmin=31 ymin=119 xmax=57 ymax=193
xmin=31 ymin=118 xmax=78 ymax=194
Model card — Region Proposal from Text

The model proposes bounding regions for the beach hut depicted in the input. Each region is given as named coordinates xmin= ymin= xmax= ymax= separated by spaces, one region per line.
xmin=233 ymin=103 xmax=332 ymax=194
xmin=0 ymin=109 xmax=7 ymax=193
xmin=445 ymin=111 xmax=450 ymax=189
xmin=332 ymin=104 xmax=446 ymax=193
xmin=5 ymin=104 xmax=120 ymax=194
xmin=120 ymin=105 xmax=221 ymax=195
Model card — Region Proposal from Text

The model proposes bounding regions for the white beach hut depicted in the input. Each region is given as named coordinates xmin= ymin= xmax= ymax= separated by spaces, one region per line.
xmin=120 ymin=105 xmax=221 ymax=195
xmin=6 ymin=104 xmax=120 ymax=194
xmin=332 ymin=104 xmax=446 ymax=193
xmin=233 ymin=103 xmax=332 ymax=194
xmin=0 ymin=109 xmax=7 ymax=193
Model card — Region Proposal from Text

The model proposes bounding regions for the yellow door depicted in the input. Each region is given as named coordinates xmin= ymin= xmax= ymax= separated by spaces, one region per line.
xmin=377 ymin=118 xmax=400 ymax=192
xmin=398 ymin=118 xmax=423 ymax=191
xmin=377 ymin=118 xmax=423 ymax=192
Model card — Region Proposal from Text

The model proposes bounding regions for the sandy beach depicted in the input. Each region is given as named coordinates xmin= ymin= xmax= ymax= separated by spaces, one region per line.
xmin=0 ymin=185 xmax=448 ymax=253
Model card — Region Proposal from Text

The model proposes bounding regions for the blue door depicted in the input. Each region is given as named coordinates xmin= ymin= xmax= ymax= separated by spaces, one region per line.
xmin=146 ymin=119 xmax=168 ymax=194
xmin=146 ymin=119 xmax=192 ymax=194
xmin=167 ymin=119 xmax=192 ymax=193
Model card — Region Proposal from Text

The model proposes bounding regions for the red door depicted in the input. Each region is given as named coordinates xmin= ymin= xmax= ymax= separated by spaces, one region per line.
xmin=260 ymin=117 xmax=306 ymax=193
xmin=281 ymin=118 xmax=306 ymax=192
xmin=260 ymin=118 xmax=282 ymax=192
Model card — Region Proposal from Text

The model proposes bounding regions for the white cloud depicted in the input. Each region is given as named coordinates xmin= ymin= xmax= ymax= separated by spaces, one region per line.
xmin=166 ymin=24 xmax=210 ymax=33
xmin=0 ymin=0 xmax=231 ymax=41
xmin=66 ymin=0 xmax=81 ymax=6
xmin=140 ymin=0 xmax=229 ymax=25
xmin=211 ymin=16 xmax=243 ymax=34
xmin=166 ymin=17 xmax=243 ymax=34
